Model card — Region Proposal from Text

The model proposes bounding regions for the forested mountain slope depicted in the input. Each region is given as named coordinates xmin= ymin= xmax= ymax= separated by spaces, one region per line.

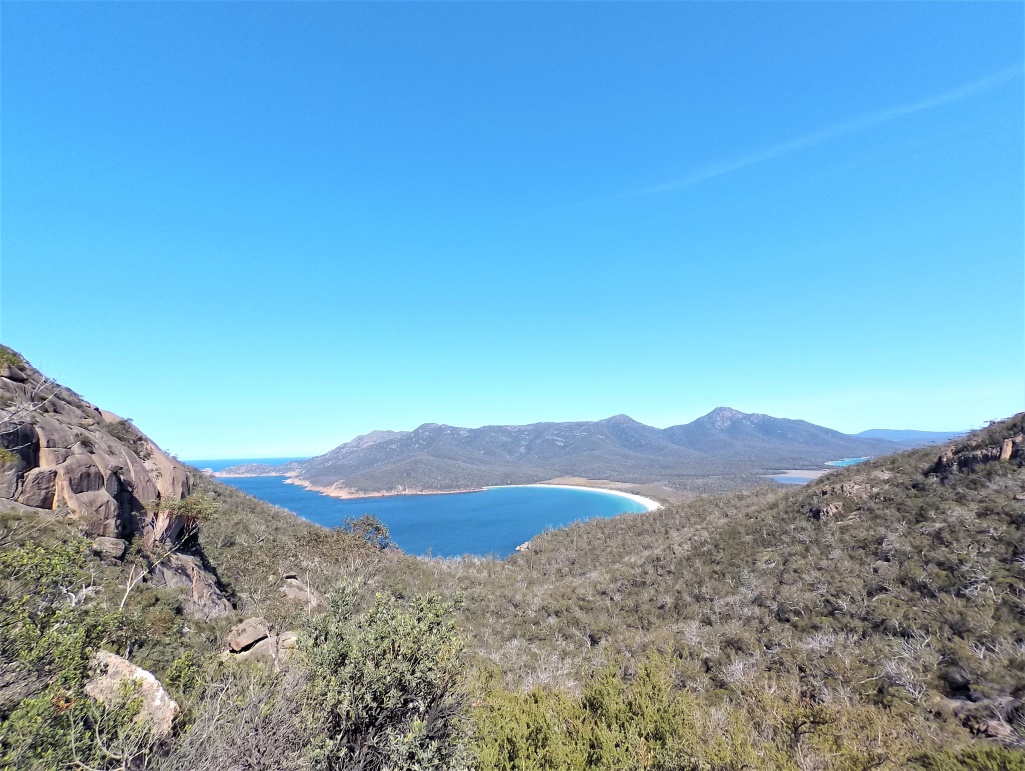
xmin=224 ymin=408 xmax=910 ymax=494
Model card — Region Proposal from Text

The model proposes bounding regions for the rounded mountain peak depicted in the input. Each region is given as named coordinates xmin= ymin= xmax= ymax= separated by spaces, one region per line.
xmin=601 ymin=414 xmax=640 ymax=426
xmin=705 ymin=407 xmax=749 ymax=429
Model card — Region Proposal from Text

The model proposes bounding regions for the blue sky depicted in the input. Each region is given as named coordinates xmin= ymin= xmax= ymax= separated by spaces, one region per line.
xmin=2 ymin=2 xmax=1022 ymax=458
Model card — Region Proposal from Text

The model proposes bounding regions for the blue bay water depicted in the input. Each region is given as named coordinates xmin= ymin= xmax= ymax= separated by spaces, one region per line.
xmin=824 ymin=457 xmax=871 ymax=467
xmin=766 ymin=457 xmax=872 ymax=485
xmin=213 ymin=474 xmax=649 ymax=558
xmin=768 ymin=475 xmax=815 ymax=485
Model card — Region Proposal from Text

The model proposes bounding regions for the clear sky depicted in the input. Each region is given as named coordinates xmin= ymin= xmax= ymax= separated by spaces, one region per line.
xmin=2 ymin=2 xmax=1022 ymax=459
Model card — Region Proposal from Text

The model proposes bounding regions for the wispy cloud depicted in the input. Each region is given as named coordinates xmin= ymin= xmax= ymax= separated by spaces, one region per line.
xmin=624 ymin=65 xmax=1023 ymax=197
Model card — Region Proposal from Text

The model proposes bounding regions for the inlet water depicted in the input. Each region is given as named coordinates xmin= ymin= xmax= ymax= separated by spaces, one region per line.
xmin=213 ymin=475 xmax=649 ymax=558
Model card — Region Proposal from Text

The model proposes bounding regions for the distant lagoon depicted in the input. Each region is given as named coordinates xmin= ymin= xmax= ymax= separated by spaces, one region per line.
xmin=824 ymin=457 xmax=872 ymax=467
xmin=766 ymin=457 xmax=871 ymax=485
xmin=768 ymin=475 xmax=818 ymax=485
xmin=189 ymin=460 xmax=651 ymax=558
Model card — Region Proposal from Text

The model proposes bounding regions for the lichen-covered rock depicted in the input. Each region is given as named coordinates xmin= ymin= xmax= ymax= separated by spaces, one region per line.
xmin=280 ymin=575 xmax=323 ymax=608
xmin=55 ymin=454 xmax=106 ymax=496
xmin=84 ymin=651 xmax=178 ymax=740
xmin=92 ymin=536 xmax=128 ymax=561
xmin=67 ymin=490 xmax=122 ymax=537
xmin=0 ymin=364 xmax=28 ymax=383
xmin=0 ymin=422 xmax=38 ymax=498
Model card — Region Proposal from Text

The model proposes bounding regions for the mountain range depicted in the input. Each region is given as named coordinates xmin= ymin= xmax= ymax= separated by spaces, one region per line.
xmin=218 ymin=407 xmax=942 ymax=493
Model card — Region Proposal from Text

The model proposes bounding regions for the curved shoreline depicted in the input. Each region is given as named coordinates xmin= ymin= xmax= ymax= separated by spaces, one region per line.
xmin=253 ymin=475 xmax=664 ymax=512
xmin=489 ymin=483 xmax=662 ymax=512
xmin=283 ymin=476 xmax=485 ymax=500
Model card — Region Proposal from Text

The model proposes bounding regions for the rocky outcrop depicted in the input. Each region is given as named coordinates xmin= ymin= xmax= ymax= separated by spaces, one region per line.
xmin=806 ymin=481 xmax=870 ymax=521
xmin=236 ymin=631 xmax=299 ymax=667
xmin=227 ymin=617 xmax=271 ymax=652
xmin=84 ymin=651 xmax=178 ymax=740
xmin=817 ymin=482 xmax=871 ymax=501
xmin=150 ymin=554 xmax=233 ymax=620
xmin=931 ymin=433 xmax=1024 ymax=475
xmin=224 ymin=618 xmax=298 ymax=669
xmin=807 ymin=500 xmax=844 ymax=521
xmin=16 ymin=467 xmax=57 ymax=509
xmin=0 ymin=353 xmax=191 ymax=541
xmin=1 ymin=349 xmax=233 ymax=622
xmin=279 ymin=571 xmax=323 ymax=608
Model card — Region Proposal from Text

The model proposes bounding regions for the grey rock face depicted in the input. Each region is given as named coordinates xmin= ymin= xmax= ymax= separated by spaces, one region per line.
xmin=150 ymin=554 xmax=234 ymax=620
xmin=1 ymin=357 xmax=191 ymax=540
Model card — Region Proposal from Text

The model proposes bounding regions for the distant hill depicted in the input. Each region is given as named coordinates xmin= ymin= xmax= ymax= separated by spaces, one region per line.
xmin=223 ymin=407 xmax=929 ymax=494
xmin=662 ymin=406 xmax=898 ymax=464
xmin=855 ymin=428 xmax=965 ymax=443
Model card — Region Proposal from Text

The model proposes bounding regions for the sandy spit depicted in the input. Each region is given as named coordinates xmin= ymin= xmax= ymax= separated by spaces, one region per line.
xmin=764 ymin=469 xmax=831 ymax=480
xmin=284 ymin=477 xmax=485 ymax=500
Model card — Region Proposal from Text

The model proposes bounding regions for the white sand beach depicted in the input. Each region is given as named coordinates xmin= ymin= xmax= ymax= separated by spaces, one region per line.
xmin=491 ymin=483 xmax=663 ymax=512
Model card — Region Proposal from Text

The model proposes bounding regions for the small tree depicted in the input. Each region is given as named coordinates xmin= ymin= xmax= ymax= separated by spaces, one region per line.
xmin=344 ymin=514 xmax=391 ymax=550
xmin=302 ymin=581 xmax=469 ymax=771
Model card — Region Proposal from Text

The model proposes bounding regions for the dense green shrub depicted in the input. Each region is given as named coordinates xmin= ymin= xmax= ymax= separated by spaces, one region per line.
xmin=303 ymin=581 xmax=469 ymax=771
xmin=0 ymin=347 xmax=23 ymax=368
xmin=472 ymin=653 xmax=926 ymax=771
xmin=0 ymin=541 xmax=158 ymax=769
xmin=913 ymin=747 xmax=1025 ymax=770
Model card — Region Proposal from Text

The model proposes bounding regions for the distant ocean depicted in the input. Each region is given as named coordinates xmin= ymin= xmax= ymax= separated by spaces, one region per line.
xmin=184 ymin=457 xmax=309 ymax=472
xmin=202 ymin=467 xmax=649 ymax=558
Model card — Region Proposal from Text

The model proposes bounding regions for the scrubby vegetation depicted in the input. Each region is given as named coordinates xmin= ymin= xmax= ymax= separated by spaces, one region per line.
xmin=1 ymin=409 xmax=1023 ymax=769
xmin=0 ymin=347 xmax=24 ymax=369
xmin=101 ymin=419 xmax=153 ymax=460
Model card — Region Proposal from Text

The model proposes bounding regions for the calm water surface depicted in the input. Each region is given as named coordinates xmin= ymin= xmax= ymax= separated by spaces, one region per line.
xmin=768 ymin=476 xmax=816 ymax=485
xmin=213 ymin=474 xmax=648 ymax=558
xmin=825 ymin=457 xmax=871 ymax=467
xmin=767 ymin=457 xmax=872 ymax=485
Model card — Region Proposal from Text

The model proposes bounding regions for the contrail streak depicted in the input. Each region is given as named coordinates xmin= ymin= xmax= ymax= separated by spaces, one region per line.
xmin=625 ymin=65 xmax=1023 ymax=197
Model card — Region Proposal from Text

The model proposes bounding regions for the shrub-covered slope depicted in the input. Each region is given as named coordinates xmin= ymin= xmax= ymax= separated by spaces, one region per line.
xmin=373 ymin=414 xmax=1025 ymax=765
